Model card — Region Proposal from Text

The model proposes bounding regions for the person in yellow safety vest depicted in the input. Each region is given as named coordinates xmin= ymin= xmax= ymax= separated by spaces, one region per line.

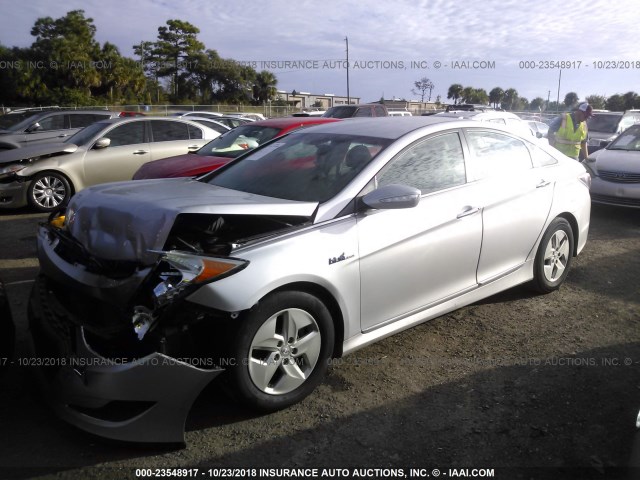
xmin=548 ymin=102 xmax=593 ymax=160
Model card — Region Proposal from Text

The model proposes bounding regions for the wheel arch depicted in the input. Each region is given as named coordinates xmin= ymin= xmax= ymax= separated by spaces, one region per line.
xmin=555 ymin=212 xmax=579 ymax=256
xmin=265 ymin=281 xmax=345 ymax=359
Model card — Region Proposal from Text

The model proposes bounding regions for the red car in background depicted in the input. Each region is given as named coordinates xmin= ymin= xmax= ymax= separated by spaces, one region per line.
xmin=132 ymin=117 xmax=340 ymax=180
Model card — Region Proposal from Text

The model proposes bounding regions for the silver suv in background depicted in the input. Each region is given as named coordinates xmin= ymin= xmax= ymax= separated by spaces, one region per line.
xmin=0 ymin=109 xmax=119 ymax=149
xmin=587 ymin=110 xmax=640 ymax=152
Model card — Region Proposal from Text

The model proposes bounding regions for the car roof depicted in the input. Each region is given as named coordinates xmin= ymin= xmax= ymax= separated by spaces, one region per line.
xmin=243 ymin=117 xmax=340 ymax=128
xmin=285 ymin=116 xmax=462 ymax=140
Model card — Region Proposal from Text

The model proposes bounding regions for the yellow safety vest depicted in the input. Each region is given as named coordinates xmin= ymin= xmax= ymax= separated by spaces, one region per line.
xmin=554 ymin=113 xmax=587 ymax=159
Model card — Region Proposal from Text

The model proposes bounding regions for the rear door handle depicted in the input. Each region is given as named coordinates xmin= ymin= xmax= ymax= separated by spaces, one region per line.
xmin=133 ymin=150 xmax=149 ymax=155
xmin=536 ymin=179 xmax=551 ymax=188
xmin=457 ymin=206 xmax=480 ymax=219
xmin=57 ymin=134 xmax=68 ymax=138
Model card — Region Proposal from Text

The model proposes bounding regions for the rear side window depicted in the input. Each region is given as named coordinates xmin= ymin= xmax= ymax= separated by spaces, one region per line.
xmin=69 ymin=114 xmax=109 ymax=128
xmin=374 ymin=106 xmax=387 ymax=116
xmin=151 ymin=121 xmax=190 ymax=142
xmin=378 ymin=132 xmax=466 ymax=194
xmin=188 ymin=124 xmax=204 ymax=139
xmin=467 ymin=130 xmax=532 ymax=179
xmin=354 ymin=107 xmax=373 ymax=117
xmin=106 ymin=122 xmax=146 ymax=147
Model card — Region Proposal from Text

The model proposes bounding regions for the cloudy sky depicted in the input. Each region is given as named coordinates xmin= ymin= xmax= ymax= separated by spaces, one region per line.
xmin=1 ymin=0 xmax=639 ymax=104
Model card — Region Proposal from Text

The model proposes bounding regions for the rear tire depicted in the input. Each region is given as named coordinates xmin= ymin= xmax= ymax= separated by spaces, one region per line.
xmin=531 ymin=217 xmax=574 ymax=294
xmin=226 ymin=291 xmax=334 ymax=412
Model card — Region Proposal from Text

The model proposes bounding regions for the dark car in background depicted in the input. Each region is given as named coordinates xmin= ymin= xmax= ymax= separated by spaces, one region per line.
xmin=587 ymin=110 xmax=640 ymax=152
xmin=0 ymin=109 xmax=119 ymax=149
xmin=322 ymin=103 xmax=388 ymax=118
xmin=133 ymin=116 xmax=340 ymax=180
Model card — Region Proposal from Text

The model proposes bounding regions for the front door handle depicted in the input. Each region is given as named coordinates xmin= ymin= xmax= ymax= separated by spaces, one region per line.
xmin=536 ymin=179 xmax=551 ymax=188
xmin=457 ymin=206 xmax=480 ymax=219
xmin=57 ymin=134 xmax=68 ymax=138
xmin=133 ymin=150 xmax=149 ymax=155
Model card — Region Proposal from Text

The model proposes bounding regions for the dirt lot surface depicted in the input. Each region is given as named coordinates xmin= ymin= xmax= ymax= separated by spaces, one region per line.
xmin=0 ymin=204 xmax=639 ymax=480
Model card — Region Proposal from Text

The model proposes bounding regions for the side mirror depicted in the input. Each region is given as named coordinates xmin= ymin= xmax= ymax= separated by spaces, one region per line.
xmin=25 ymin=123 xmax=41 ymax=133
xmin=361 ymin=184 xmax=421 ymax=210
xmin=93 ymin=137 xmax=111 ymax=149
xmin=599 ymin=140 xmax=610 ymax=148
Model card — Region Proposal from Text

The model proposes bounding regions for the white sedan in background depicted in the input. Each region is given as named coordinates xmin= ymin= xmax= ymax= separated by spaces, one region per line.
xmin=583 ymin=124 xmax=640 ymax=208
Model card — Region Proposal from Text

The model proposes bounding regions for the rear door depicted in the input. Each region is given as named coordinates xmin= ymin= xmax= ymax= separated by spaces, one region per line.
xmin=149 ymin=120 xmax=207 ymax=160
xmin=464 ymin=128 xmax=554 ymax=284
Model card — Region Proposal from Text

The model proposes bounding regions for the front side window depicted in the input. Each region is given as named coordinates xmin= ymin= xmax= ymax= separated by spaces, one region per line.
xmin=37 ymin=114 xmax=65 ymax=131
xmin=467 ymin=130 xmax=532 ymax=179
xmin=105 ymin=122 xmax=146 ymax=147
xmin=377 ymin=132 xmax=466 ymax=194
xmin=151 ymin=121 xmax=190 ymax=142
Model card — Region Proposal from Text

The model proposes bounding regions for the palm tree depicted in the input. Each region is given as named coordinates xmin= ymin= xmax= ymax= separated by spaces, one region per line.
xmin=252 ymin=70 xmax=278 ymax=104
xmin=503 ymin=88 xmax=518 ymax=110
xmin=489 ymin=87 xmax=504 ymax=109
xmin=447 ymin=84 xmax=464 ymax=104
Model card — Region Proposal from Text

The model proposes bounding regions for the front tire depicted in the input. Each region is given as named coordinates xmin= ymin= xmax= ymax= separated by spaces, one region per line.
xmin=531 ymin=217 xmax=574 ymax=293
xmin=227 ymin=291 xmax=334 ymax=412
xmin=27 ymin=172 xmax=72 ymax=212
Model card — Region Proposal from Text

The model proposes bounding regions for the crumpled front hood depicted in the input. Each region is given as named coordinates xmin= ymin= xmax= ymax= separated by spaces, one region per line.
xmin=67 ymin=178 xmax=318 ymax=264
xmin=0 ymin=142 xmax=78 ymax=164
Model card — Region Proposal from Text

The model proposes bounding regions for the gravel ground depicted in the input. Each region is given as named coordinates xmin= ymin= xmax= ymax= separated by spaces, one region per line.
xmin=0 ymin=204 xmax=638 ymax=480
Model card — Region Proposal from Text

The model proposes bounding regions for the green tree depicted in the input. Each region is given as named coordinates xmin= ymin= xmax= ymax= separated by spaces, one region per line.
xmin=153 ymin=19 xmax=205 ymax=101
xmin=605 ymin=94 xmax=625 ymax=111
xmin=489 ymin=87 xmax=504 ymax=109
xmin=502 ymin=88 xmax=518 ymax=110
xmin=95 ymin=42 xmax=146 ymax=103
xmin=585 ymin=94 xmax=606 ymax=110
xmin=447 ymin=83 xmax=463 ymax=104
xmin=252 ymin=70 xmax=278 ymax=104
xmin=29 ymin=10 xmax=103 ymax=103
xmin=563 ymin=92 xmax=579 ymax=108
xmin=622 ymin=91 xmax=639 ymax=109
xmin=461 ymin=86 xmax=474 ymax=103
xmin=530 ymin=97 xmax=545 ymax=111
xmin=412 ymin=77 xmax=435 ymax=102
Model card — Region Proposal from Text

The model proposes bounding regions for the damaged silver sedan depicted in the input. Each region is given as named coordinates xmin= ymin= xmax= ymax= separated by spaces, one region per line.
xmin=29 ymin=117 xmax=591 ymax=443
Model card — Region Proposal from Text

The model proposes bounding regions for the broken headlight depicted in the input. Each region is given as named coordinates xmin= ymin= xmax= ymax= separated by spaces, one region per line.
xmin=152 ymin=250 xmax=248 ymax=307
xmin=0 ymin=164 xmax=26 ymax=179
xmin=133 ymin=251 xmax=249 ymax=340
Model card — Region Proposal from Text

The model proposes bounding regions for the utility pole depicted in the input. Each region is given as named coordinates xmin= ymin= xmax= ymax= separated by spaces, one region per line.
xmin=547 ymin=90 xmax=550 ymax=111
xmin=556 ymin=70 xmax=562 ymax=113
xmin=345 ymin=36 xmax=350 ymax=104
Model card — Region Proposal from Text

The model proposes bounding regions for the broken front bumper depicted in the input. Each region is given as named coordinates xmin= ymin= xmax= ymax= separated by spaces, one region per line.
xmin=29 ymin=223 xmax=226 ymax=443
xmin=28 ymin=275 xmax=222 ymax=443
